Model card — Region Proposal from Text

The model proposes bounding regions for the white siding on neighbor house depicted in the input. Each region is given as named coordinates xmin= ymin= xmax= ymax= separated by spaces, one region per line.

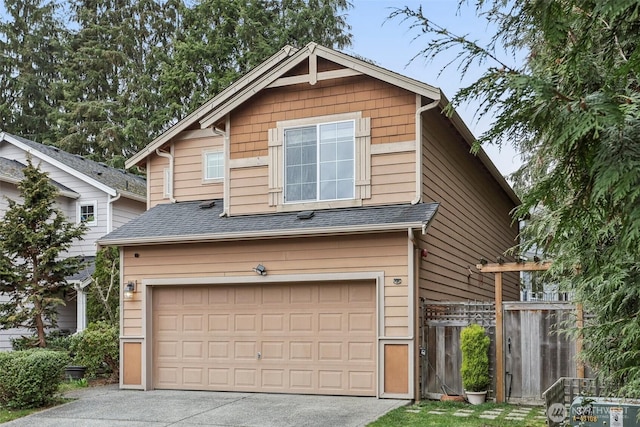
xmin=111 ymin=196 xmax=144 ymax=232
xmin=0 ymin=144 xmax=110 ymax=257
xmin=57 ymin=295 xmax=78 ymax=334
xmin=0 ymin=181 xmax=20 ymax=218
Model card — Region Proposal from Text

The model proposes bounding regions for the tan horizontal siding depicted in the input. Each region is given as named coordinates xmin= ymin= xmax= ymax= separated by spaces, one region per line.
xmin=174 ymin=135 xmax=224 ymax=202
xmin=148 ymin=155 xmax=169 ymax=208
xmin=367 ymin=151 xmax=415 ymax=206
xmin=228 ymin=166 xmax=273 ymax=215
xmin=419 ymin=109 xmax=519 ymax=302
xmin=230 ymin=74 xmax=416 ymax=159
xmin=123 ymin=233 xmax=410 ymax=338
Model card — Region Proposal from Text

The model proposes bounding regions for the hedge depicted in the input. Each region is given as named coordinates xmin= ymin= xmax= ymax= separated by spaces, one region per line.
xmin=0 ymin=349 xmax=69 ymax=409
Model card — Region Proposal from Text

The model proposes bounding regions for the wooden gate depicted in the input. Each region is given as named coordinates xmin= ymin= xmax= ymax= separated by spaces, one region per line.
xmin=421 ymin=301 xmax=586 ymax=403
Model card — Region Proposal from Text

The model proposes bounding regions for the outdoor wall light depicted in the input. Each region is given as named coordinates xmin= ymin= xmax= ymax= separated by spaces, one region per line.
xmin=124 ymin=280 xmax=137 ymax=300
xmin=253 ymin=264 xmax=267 ymax=276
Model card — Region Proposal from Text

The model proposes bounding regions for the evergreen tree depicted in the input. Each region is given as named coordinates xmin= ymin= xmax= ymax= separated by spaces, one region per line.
xmin=393 ymin=1 xmax=640 ymax=394
xmin=58 ymin=0 xmax=179 ymax=165
xmin=159 ymin=0 xmax=352 ymax=121
xmin=0 ymin=0 xmax=66 ymax=144
xmin=0 ymin=158 xmax=86 ymax=347
xmin=87 ymin=247 xmax=119 ymax=325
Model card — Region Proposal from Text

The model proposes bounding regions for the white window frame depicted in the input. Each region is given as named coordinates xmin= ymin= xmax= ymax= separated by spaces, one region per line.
xmin=203 ymin=150 xmax=224 ymax=182
xmin=268 ymin=112 xmax=371 ymax=212
xmin=283 ymin=120 xmax=356 ymax=203
xmin=78 ymin=201 xmax=97 ymax=226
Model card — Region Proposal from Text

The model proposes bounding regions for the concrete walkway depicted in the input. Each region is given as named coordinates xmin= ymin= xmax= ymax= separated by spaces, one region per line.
xmin=3 ymin=385 xmax=408 ymax=427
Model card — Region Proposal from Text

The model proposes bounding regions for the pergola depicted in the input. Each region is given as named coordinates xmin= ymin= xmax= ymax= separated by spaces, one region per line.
xmin=475 ymin=260 xmax=583 ymax=403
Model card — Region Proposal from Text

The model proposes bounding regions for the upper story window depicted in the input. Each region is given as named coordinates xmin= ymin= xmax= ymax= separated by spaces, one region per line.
xmin=79 ymin=201 xmax=97 ymax=226
xmin=284 ymin=121 xmax=354 ymax=203
xmin=268 ymin=112 xmax=371 ymax=211
xmin=204 ymin=151 xmax=224 ymax=181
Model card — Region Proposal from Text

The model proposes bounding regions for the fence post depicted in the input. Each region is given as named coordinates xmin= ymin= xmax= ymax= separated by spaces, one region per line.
xmin=495 ymin=272 xmax=504 ymax=403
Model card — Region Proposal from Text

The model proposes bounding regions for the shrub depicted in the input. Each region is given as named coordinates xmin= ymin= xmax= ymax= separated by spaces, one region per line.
xmin=71 ymin=321 xmax=119 ymax=380
xmin=460 ymin=324 xmax=491 ymax=392
xmin=0 ymin=350 xmax=69 ymax=409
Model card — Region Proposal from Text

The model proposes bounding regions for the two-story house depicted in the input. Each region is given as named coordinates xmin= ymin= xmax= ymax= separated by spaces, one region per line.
xmin=98 ymin=43 xmax=520 ymax=399
xmin=0 ymin=132 xmax=146 ymax=350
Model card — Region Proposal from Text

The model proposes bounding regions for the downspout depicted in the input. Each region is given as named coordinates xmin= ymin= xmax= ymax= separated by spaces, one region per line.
xmin=408 ymin=227 xmax=420 ymax=401
xmin=412 ymin=96 xmax=441 ymax=205
xmin=213 ymin=120 xmax=230 ymax=218
xmin=106 ymin=192 xmax=121 ymax=234
xmin=156 ymin=148 xmax=176 ymax=203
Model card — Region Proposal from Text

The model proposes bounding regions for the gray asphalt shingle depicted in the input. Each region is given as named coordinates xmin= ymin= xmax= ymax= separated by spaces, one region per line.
xmin=0 ymin=157 xmax=79 ymax=196
xmin=99 ymin=200 xmax=439 ymax=244
xmin=4 ymin=133 xmax=146 ymax=198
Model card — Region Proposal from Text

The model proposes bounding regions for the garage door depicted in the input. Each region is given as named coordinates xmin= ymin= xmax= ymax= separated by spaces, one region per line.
xmin=152 ymin=281 xmax=376 ymax=396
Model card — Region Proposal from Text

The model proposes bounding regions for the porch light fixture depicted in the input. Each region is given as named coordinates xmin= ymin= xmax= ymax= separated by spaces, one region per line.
xmin=253 ymin=264 xmax=267 ymax=276
xmin=124 ymin=281 xmax=137 ymax=299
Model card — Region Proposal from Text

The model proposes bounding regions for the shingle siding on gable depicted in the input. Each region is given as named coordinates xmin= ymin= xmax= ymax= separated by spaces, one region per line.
xmin=419 ymin=109 xmax=519 ymax=301
xmin=229 ymin=75 xmax=416 ymax=160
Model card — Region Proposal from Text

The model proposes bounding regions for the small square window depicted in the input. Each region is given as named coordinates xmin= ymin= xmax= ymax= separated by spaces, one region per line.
xmin=79 ymin=202 xmax=97 ymax=226
xmin=204 ymin=152 xmax=224 ymax=180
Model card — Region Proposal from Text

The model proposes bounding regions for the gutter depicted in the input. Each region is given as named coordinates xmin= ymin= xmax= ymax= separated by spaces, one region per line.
xmin=412 ymin=96 xmax=442 ymax=205
xmin=155 ymin=148 xmax=176 ymax=203
xmin=97 ymin=220 xmax=432 ymax=247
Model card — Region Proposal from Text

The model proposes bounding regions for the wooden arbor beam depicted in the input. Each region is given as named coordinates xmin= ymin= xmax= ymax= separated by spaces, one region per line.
xmin=476 ymin=261 xmax=552 ymax=403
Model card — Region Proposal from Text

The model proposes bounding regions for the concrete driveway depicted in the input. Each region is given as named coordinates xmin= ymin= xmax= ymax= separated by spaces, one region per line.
xmin=3 ymin=385 xmax=408 ymax=426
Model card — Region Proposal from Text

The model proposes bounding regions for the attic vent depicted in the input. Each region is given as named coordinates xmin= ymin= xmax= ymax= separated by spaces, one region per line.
xmin=199 ymin=200 xmax=216 ymax=209
xmin=297 ymin=210 xmax=315 ymax=220
xmin=95 ymin=171 xmax=103 ymax=176
xmin=99 ymin=163 xmax=107 ymax=168
xmin=74 ymin=154 xmax=85 ymax=160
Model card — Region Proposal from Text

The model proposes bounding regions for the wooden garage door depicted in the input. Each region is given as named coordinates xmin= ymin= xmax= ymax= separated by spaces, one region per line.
xmin=152 ymin=281 xmax=376 ymax=396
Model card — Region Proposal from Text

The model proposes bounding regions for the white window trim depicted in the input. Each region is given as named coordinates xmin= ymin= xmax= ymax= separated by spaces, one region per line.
xmin=163 ymin=168 xmax=172 ymax=199
xmin=78 ymin=200 xmax=98 ymax=226
xmin=268 ymin=112 xmax=371 ymax=211
xmin=202 ymin=150 xmax=224 ymax=183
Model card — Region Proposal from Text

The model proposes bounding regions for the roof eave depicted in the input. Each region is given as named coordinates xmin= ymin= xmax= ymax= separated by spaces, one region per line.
xmin=98 ymin=221 xmax=429 ymax=247
xmin=2 ymin=133 xmax=118 ymax=197
xmin=124 ymin=45 xmax=299 ymax=169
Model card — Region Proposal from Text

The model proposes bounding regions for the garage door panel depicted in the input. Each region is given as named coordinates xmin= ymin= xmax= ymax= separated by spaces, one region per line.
xmin=289 ymin=313 xmax=313 ymax=332
xmin=234 ymin=314 xmax=257 ymax=331
xmin=153 ymin=281 xmax=376 ymax=396
xmin=208 ymin=314 xmax=229 ymax=331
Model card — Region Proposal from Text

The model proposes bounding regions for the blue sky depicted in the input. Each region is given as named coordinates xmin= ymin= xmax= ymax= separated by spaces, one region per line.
xmin=347 ymin=0 xmax=523 ymax=177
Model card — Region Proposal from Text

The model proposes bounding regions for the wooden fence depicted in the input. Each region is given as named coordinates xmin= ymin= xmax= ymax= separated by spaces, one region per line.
xmin=421 ymin=300 xmax=587 ymax=403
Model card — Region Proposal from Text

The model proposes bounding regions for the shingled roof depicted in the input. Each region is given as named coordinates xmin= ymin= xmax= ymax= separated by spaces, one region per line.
xmin=1 ymin=132 xmax=146 ymax=200
xmin=98 ymin=200 xmax=439 ymax=246
xmin=0 ymin=157 xmax=79 ymax=198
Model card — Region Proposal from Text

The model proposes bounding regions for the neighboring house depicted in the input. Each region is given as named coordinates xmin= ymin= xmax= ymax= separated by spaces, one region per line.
xmin=0 ymin=132 xmax=146 ymax=350
xmin=98 ymin=43 xmax=520 ymax=399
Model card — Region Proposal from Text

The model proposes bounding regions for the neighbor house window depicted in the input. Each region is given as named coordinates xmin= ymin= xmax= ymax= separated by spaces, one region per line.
xmin=204 ymin=151 xmax=224 ymax=180
xmin=284 ymin=121 xmax=354 ymax=202
xmin=78 ymin=201 xmax=97 ymax=226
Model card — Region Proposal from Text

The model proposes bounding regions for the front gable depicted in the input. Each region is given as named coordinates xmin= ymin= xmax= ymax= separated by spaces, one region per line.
xmin=139 ymin=45 xmax=444 ymax=214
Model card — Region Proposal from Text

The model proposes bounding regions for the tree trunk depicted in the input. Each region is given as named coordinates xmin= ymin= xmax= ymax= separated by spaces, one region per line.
xmin=34 ymin=300 xmax=46 ymax=348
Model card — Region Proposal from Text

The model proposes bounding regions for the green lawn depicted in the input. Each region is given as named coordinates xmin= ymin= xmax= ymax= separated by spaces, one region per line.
xmin=368 ymin=400 xmax=547 ymax=427
xmin=0 ymin=407 xmax=39 ymax=423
